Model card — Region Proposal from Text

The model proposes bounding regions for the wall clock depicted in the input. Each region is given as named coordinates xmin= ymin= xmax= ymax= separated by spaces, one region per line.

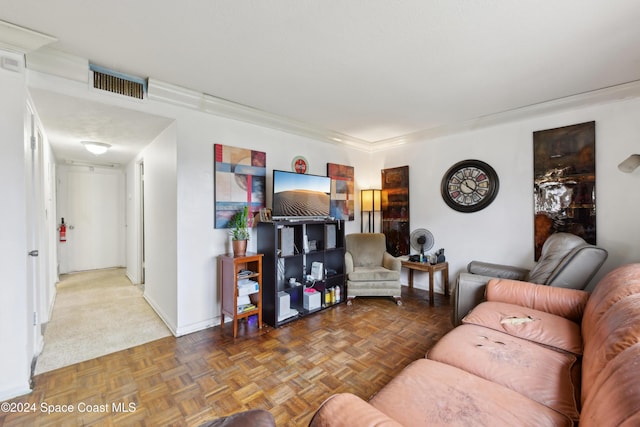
xmin=441 ymin=159 xmax=499 ymax=213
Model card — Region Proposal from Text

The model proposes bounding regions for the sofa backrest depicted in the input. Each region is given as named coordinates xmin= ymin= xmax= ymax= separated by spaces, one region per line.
xmin=526 ymin=232 xmax=607 ymax=289
xmin=345 ymin=233 xmax=387 ymax=267
xmin=580 ymin=263 xmax=640 ymax=416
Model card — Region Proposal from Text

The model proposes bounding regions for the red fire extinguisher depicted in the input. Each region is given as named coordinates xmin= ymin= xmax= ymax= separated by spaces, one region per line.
xmin=59 ymin=218 xmax=67 ymax=242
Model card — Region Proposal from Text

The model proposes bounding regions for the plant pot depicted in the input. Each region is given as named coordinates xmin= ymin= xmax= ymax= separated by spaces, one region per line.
xmin=232 ymin=239 xmax=248 ymax=257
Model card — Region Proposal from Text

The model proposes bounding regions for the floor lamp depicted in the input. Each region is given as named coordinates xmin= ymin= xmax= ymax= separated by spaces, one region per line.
xmin=361 ymin=189 xmax=381 ymax=233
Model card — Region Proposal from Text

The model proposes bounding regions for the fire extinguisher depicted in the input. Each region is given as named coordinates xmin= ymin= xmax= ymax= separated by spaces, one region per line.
xmin=59 ymin=218 xmax=67 ymax=242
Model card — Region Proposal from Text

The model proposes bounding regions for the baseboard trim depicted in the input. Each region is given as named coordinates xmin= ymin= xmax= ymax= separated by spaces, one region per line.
xmin=142 ymin=293 xmax=177 ymax=337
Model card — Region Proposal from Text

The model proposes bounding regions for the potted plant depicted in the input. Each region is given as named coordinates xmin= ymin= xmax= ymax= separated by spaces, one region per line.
xmin=229 ymin=205 xmax=251 ymax=256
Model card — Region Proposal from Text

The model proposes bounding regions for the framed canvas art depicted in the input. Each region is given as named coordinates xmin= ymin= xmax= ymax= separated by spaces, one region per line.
xmin=214 ymin=144 xmax=266 ymax=228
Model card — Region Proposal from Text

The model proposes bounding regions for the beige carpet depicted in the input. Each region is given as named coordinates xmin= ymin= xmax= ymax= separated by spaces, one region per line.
xmin=35 ymin=268 xmax=172 ymax=375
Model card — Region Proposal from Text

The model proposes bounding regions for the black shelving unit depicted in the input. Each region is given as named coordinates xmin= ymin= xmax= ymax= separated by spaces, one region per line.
xmin=257 ymin=219 xmax=345 ymax=327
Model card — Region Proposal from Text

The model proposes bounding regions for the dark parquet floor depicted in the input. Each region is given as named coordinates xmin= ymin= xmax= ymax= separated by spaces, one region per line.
xmin=1 ymin=286 xmax=453 ymax=427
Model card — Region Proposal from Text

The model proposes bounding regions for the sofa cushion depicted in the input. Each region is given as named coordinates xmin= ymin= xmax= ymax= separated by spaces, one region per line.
xmin=462 ymin=301 xmax=583 ymax=355
xmin=309 ymin=393 xmax=404 ymax=427
xmin=427 ymin=324 xmax=580 ymax=421
xmin=580 ymin=343 xmax=640 ymax=427
xmin=368 ymin=359 xmax=572 ymax=427
xmin=581 ymin=292 xmax=640 ymax=405
xmin=581 ymin=263 xmax=640 ymax=339
xmin=348 ymin=266 xmax=400 ymax=282
xmin=486 ymin=278 xmax=589 ymax=323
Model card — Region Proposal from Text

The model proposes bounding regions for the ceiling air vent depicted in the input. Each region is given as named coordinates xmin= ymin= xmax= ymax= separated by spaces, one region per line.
xmin=90 ymin=64 xmax=146 ymax=99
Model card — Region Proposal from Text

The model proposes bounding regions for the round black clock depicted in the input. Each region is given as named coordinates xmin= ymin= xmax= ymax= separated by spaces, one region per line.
xmin=441 ymin=159 xmax=499 ymax=212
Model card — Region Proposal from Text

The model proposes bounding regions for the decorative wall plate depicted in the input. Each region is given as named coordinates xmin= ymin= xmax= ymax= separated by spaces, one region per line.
xmin=292 ymin=156 xmax=309 ymax=174
xmin=441 ymin=159 xmax=499 ymax=212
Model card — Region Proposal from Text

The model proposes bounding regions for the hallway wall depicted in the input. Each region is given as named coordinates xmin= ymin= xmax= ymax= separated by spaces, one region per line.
xmin=0 ymin=49 xmax=31 ymax=400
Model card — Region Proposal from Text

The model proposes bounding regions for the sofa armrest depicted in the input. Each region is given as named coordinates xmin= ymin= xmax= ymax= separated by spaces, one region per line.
xmin=451 ymin=272 xmax=492 ymax=326
xmin=468 ymin=261 xmax=530 ymax=280
xmin=345 ymin=252 xmax=354 ymax=274
xmin=308 ymin=393 xmax=403 ymax=427
xmin=486 ymin=278 xmax=590 ymax=322
xmin=383 ymin=252 xmax=401 ymax=272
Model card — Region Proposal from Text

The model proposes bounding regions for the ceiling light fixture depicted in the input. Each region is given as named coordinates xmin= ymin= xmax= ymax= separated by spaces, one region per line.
xmin=82 ymin=141 xmax=111 ymax=155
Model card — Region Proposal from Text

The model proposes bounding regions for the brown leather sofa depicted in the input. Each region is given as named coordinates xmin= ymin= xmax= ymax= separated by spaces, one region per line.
xmin=309 ymin=263 xmax=640 ymax=426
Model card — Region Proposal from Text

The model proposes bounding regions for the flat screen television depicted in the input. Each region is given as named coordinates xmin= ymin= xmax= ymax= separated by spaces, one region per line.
xmin=272 ymin=170 xmax=331 ymax=219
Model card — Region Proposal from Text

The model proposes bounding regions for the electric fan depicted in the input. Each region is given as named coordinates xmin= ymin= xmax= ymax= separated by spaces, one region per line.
xmin=410 ymin=228 xmax=434 ymax=256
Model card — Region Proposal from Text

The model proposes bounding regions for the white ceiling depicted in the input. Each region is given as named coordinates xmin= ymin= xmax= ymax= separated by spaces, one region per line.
xmin=2 ymin=1 xmax=640 ymax=164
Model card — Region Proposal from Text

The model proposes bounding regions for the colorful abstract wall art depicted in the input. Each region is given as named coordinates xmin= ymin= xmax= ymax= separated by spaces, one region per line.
xmin=214 ymin=144 xmax=266 ymax=228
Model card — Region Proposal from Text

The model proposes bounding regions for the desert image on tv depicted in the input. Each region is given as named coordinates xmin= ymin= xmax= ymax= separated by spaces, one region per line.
xmin=273 ymin=190 xmax=330 ymax=217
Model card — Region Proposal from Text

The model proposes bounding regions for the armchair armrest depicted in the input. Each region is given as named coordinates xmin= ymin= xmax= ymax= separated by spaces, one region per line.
xmin=451 ymin=272 xmax=492 ymax=326
xmin=345 ymin=251 xmax=354 ymax=274
xmin=383 ymin=252 xmax=401 ymax=272
xmin=467 ymin=261 xmax=530 ymax=280
xmin=486 ymin=278 xmax=590 ymax=322
xmin=309 ymin=393 xmax=403 ymax=427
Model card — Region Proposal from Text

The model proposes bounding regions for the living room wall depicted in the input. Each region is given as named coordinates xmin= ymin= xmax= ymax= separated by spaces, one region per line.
xmin=375 ymin=96 xmax=640 ymax=293
xmin=172 ymin=109 xmax=369 ymax=335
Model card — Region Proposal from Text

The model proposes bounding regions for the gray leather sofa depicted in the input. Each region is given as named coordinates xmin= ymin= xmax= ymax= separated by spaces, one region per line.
xmin=451 ymin=232 xmax=608 ymax=326
xmin=345 ymin=233 xmax=402 ymax=305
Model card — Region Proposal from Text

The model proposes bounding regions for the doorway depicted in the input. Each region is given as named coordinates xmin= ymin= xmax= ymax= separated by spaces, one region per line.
xmin=57 ymin=164 xmax=125 ymax=274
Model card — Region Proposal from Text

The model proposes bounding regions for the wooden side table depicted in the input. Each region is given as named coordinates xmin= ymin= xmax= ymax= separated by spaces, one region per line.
xmin=401 ymin=260 xmax=449 ymax=305
xmin=219 ymin=252 xmax=263 ymax=337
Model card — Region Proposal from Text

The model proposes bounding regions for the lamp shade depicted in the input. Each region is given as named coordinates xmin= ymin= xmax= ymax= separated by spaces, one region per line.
xmin=618 ymin=154 xmax=640 ymax=173
xmin=361 ymin=189 xmax=381 ymax=212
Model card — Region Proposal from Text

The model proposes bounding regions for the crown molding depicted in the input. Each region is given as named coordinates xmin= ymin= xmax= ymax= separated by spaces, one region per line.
xmin=147 ymin=78 xmax=372 ymax=151
xmin=0 ymin=20 xmax=56 ymax=53
xmin=26 ymin=47 xmax=88 ymax=83
xmin=20 ymin=41 xmax=640 ymax=153
xmin=371 ymin=79 xmax=640 ymax=151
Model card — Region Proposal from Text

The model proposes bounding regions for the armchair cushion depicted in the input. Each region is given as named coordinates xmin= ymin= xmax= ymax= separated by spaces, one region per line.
xmin=349 ymin=266 xmax=400 ymax=282
xmin=346 ymin=233 xmax=389 ymax=267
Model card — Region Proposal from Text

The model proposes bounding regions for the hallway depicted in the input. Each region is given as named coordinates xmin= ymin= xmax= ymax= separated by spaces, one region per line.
xmin=35 ymin=268 xmax=171 ymax=374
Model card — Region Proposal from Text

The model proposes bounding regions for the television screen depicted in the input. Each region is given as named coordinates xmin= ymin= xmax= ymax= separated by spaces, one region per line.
xmin=272 ymin=170 xmax=331 ymax=218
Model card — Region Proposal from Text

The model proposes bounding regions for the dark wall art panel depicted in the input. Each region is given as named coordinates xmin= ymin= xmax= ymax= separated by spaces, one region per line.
xmin=381 ymin=165 xmax=410 ymax=257
xmin=533 ymin=121 xmax=596 ymax=260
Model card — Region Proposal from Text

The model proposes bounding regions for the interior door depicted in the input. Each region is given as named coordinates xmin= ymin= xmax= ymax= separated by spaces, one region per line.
xmin=59 ymin=167 xmax=125 ymax=273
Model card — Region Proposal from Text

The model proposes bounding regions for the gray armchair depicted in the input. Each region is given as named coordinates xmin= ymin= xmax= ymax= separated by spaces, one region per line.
xmin=451 ymin=232 xmax=608 ymax=326
xmin=345 ymin=233 xmax=402 ymax=305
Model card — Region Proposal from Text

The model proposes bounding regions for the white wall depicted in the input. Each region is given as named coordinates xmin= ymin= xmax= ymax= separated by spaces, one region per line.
xmin=377 ymin=97 xmax=640 ymax=293
xmin=141 ymin=123 xmax=179 ymax=333
xmin=0 ymin=50 xmax=31 ymax=400
xmin=125 ymin=159 xmax=143 ymax=285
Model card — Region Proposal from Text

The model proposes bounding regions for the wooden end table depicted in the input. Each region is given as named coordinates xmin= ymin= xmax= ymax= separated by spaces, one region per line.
xmin=401 ymin=260 xmax=449 ymax=306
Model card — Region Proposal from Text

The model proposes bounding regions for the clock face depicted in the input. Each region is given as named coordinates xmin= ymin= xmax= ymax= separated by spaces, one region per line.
xmin=441 ymin=160 xmax=499 ymax=212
